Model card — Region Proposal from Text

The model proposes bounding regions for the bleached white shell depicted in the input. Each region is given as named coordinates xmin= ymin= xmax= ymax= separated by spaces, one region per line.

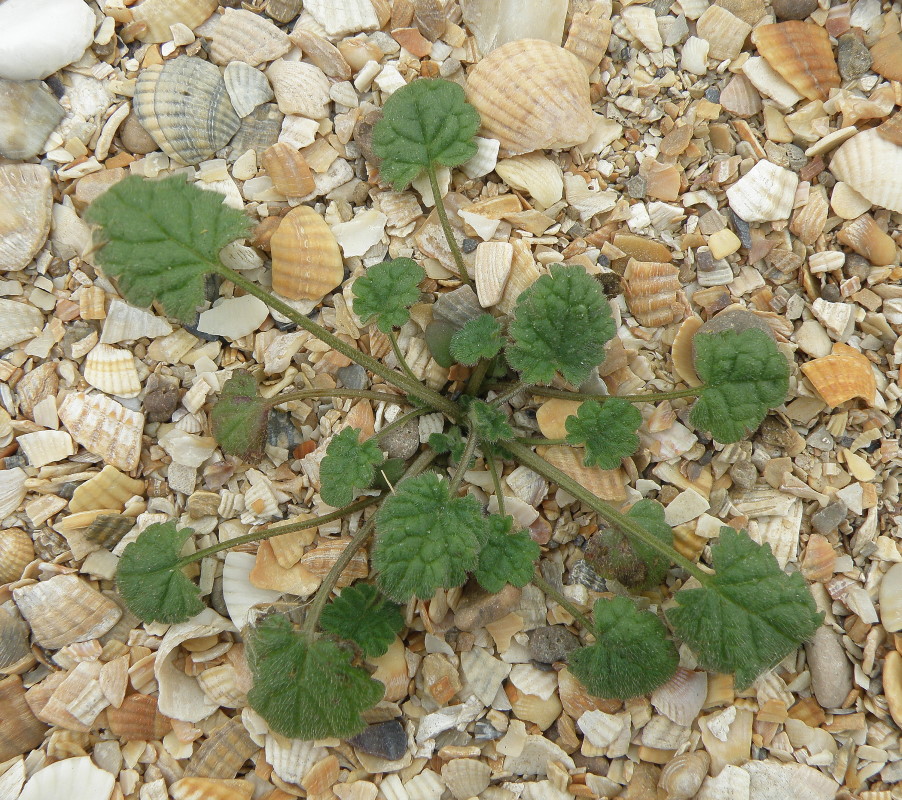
xmin=130 ymin=0 xmax=217 ymax=44
xmin=495 ymin=153 xmax=563 ymax=208
xmin=19 ymin=757 xmax=114 ymax=800
xmin=622 ymin=5 xmax=663 ymax=52
xmin=726 ymin=159 xmax=798 ymax=223
xmin=223 ymin=552 xmax=282 ymax=630
xmin=100 ymin=299 xmax=172 ymax=344
xmin=441 ymin=758 xmax=492 ymax=800
xmin=741 ymin=761 xmax=838 ymax=800
xmin=301 ymin=0 xmax=380 ymax=37
xmin=696 ymin=764 xmax=750 ymax=800
xmin=83 ymin=343 xmax=142 ymax=398
xmin=197 ymin=295 xmax=269 ymax=340
xmin=224 ymin=61 xmax=275 ymax=118
xmin=0 ymin=164 xmax=52 ymax=271
xmin=461 ymin=136 xmax=500 ymax=180
xmin=265 ymin=736 xmax=326 ymax=785
xmin=830 ymin=128 xmax=902 ymax=213
xmin=474 ymin=241 xmax=513 ymax=308
xmin=651 ymin=668 xmax=708 ymax=727
xmin=0 ymin=468 xmax=27 ymax=519
xmin=210 ymin=9 xmax=291 ymax=66
xmin=17 ymin=430 xmax=75 ymax=468
xmin=0 ymin=299 xmax=43 ymax=350
xmin=266 ymin=59 xmax=331 ymax=118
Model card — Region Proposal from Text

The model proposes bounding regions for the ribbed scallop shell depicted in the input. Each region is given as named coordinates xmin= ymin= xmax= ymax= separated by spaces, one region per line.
xmin=69 ymin=465 xmax=145 ymax=514
xmin=0 ymin=164 xmax=52 ymax=272
xmin=133 ymin=56 xmax=241 ymax=165
xmin=59 ymin=392 xmax=144 ymax=472
xmin=270 ymin=206 xmax=344 ymax=302
xmin=302 ymin=0 xmax=380 ymax=37
xmin=210 ymin=9 xmax=291 ymax=66
xmin=473 ymin=241 xmax=513 ymax=308
xmin=800 ymin=533 xmax=836 ymax=582
xmin=727 ymin=159 xmax=799 ymax=223
xmin=0 ymin=468 xmax=26 ymax=520
xmin=0 ymin=299 xmax=43 ymax=351
xmin=170 ymin=777 xmax=255 ymax=800
xmin=537 ymin=445 xmax=626 ymax=502
xmin=659 ymin=751 xmax=711 ymax=800
xmin=870 ymin=34 xmax=902 ymax=82
xmin=19 ymin=757 xmax=114 ymax=800
xmin=465 ymin=39 xmax=594 ymax=156
xmin=299 ymin=537 xmax=369 ymax=587
xmin=800 ymin=352 xmax=876 ymax=408
xmin=16 ymin=430 xmax=75 ymax=468
xmin=106 ymin=693 xmax=171 ymax=741
xmin=185 ymin=717 xmax=257 ymax=779
xmin=83 ymin=343 xmax=141 ymax=398
xmin=830 ymin=128 xmax=902 ymax=213
xmin=197 ymin=664 xmax=247 ymax=708
xmin=265 ymin=736 xmax=327 ymax=786
xmin=0 ymin=529 xmax=34 ymax=585
xmin=752 ymin=22 xmax=839 ymax=101
xmin=222 ymin=552 xmax=282 ymax=631
xmin=564 ymin=12 xmax=612 ymax=75
xmin=130 ymin=0 xmax=217 ymax=43
xmin=651 ymin=668 xmax=708 ymax=727
xmin=441 ymin=758 xmax=491 ymax=800
xmin=837 ymin=213 xmax=897 ymax=266
xmin=223 ymin=61 xmax=274 ymax=119
xmin=495 ymin=153 xmax=563 ymax=208
xmin=261 ymin=143 xmax=315 ymax=198
xmin=623 ymin=259 xmax=685 ymax=327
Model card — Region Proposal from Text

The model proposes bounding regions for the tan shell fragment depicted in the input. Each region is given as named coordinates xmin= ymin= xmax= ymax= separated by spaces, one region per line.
xmin=474 ymin=241 xmax=513 ymax=308
xmin=0 ymin=529 xmax=34 ymax=585
xmin=0 ymin=164 xmax=52 ymax=272
xmin=0 ymin=676 xmax=48 ymax=761
xmin=69 ymin=466 xmax=145 ymax=514
xmin=299 ymin=537 xmax=368 ymax=587
xmin=441 ymin=758 xmax=492 ymax=800
xmin=83 ymin=343 xmax=141 ymax=398
xmin=302 ymin=0 xmax=380 ymax=37
xmin=727 ymin=159 xmax=798 ymax=223
xmin=537 ymin=445 xmax=626 ymax=502
xmin=800 ymin=352 xmax=876 ymax=408
xmin=185 ymin=717 xmax=258 ymax=779
xmin=270 ymin=206 xmax=344 ymax=302
xmin=12 ymin=574 xmax=121 ymax=649
xmin=829 ymin=128 xmax=902 ymax=214
xmin=564 ymin=12 xmax=612 ymax=75
xmin=876 ymin=111 xmax=902 ymax=146
xmin=465 ymin=39 xmax=594 ymax=156
xmin=0 ymin=299 xmax=44 ymax=351
xmin=659 ymin=751 xmax=711 ymax=800
xmin=170 ymin=777 xmax=255 ymax=800
xmin=623 ymin=259 xmax=685 ymax=327
xmin=752 ymin=22 xmax=839 ymax=101
xmin=800 ymin=534 xmax=836 ymax=582
xmin=696 ymin=5 xmax=752 ymax=61
xmin=106 ymin=693 xmax=171 ymax=740
xmin=836 ymin=214 xmax=897 ymax=267
xmin=129 ymin=0 xmax=217 ymax=43
xmin=210 ymin=9 xmax=291 ymax=66
xmin=16 ymin=431 xmax=75 ymax=469
xmin=223 ymin=61 xmax=275 ymax=118
xmin=58 ymin=392 xmax=145 ymax=472
xmin=261 ymin=143 xmax=315 ymax=198
xmin=870 ymin=34 xmax=902 ymax=82
xmin=671 ymin=316 xmax=703 ymax=387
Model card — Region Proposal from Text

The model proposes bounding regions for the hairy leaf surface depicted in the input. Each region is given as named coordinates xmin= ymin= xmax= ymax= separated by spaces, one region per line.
xmin=320 ymin=583 xmax=404 ymax=657
xmin=211 ymin=371 xmax=270 ymax=463
xmin=564 ymin=398 xmax=641 ymax=469
xmin=450 ymin=314 xmax=503 ymax=365
xmin=352 ymin=258 xmax=425 ymax=333
xmin=474 ymin=515 xmax=540 ymax=593
xmin=466 ymin=398 xmax=513 ymax=442
xmin=319 ymin=427 xmax=384 ymax=508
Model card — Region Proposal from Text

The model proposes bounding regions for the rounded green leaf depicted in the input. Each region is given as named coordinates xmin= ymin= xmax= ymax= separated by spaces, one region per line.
xmin=352 ymin=258 xmax=425 ymax=333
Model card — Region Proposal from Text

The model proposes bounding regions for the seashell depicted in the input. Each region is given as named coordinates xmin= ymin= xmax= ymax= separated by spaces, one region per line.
xmin=19 ymin=756 xmax=114 ymax=800
xmin=0 ymin=77 xmax=65 ymax=160
xmin=496 ymin=240 xmax=542 ymax=316
xmin=790 ymin=184 xmax=829 ymax=247
xmin=699 ymin=706 xmax=753 ymax=774
xmin=249 ymin=540 xmax=321 ymax=596
xmin=223 ymin=552 xmax=282 ymax=631
xmin=84 ymin=514 xmax=135 ymax=549
xmin=0 ymin=675 xmax=48 ymax=761
xmin=869 ymin=34 xmax=902 ymax=82
xmin=261 ymin=142 xmax=315 ymax=198
xmin=287 ymin=28 xmax=351 ymax=79
xmin=696 ymin=5 xmax=752 ymax=61
xmin=271 ymin=206 xmax=344 ymax=302
xmin=0 ymin=468 xmax=26 ymax=520
xmin=742 ymin=762 xmax=839 ymax=800
xmin=0 ymin=604 xmax=31 ymax=671
xmin=623 ymin=259 xmax=686 ymax=327
xmin=432 ymin=284 xmax=482 ymax=329
xmin=837 ymin=213 xmax=896 ymax=266
xmin=210 ymin=9 xmax=291 ymax=66
xmin=726 ymin=159 xmax=799 ymax=222
xmin=299 ymin=537 xmax=369 ymax=587
xmin=800 ymin=534 xmax=836 ymax=582
xmin=651 ymin=668 xmax=708 ymax=727
xmin=170 ymin=777 xmax=255 ymax=800
xmin=83 ymin=343 xmax=141 ymax=398
xmin=505 ymin=465 xmax=547 ymax=507
xmin=59 ymin=392 xmax=144 ymax=473
xmin=0 ymin=299 xmax=43 ymax=351
xmin=133 ymin=56 xmax=241 ymax=166
xmin=186 ymin=716 xmax=258 ymax=779
xmin=100 ymin=299 xmax=172 ymax=345
xmin=751 ymin=22 xmax=839 ymax=101
xmin=266 ymin=58 xmax=331 ymax=118
xmin=474 ymin=241 xmax=513 ymax=308
xmin=719 ymin=74 xmax=762 ymax=118
xmin=564 ymin=12 xmax=612 ymax=75
xmin=465 ymin=40 xmax=594 ymax=156
xmin=0 ymin=529 xmax=33 ymax=586
xmin=105 ymin=693 xmax=170 ymax=741
xmin=829 ymin=128 xmax=902 ymax=214
xmin=129 ymin=0 xmax=217 ymax=43
xmin=197 ymin=664 xmax=247 ymax=708
xmin=495 ymin=153 xmax=563 ymax=208
xmin=441 ymin=758 xmax=492 ymax=800
xmin=537 ymin=446 xmax=626 ymax=502
xmin=681 ymin=35 xmax=711 ymax=75
xmin=660 ymin=751 xmax=711 ymax=800
xmin=671 ymin=315 xmax=703 ymax=387
xmin=829 ymin=182 xmax=870 ymax=221
xmin=69 ymin=466 xmax=145 ymax=514
xmin=696 ymin=764 xmax=750 ymax=800
xmin=223 ymin=61 xmax=275 ymax=120
xmin=13 ymin=574 xmax=122 ymax=649
xmin=302 ymin=0 xmax=380 ymax=37
xmin=16 ymin=430 xmax=75 ymax=469
xmin=0 ymin=164 xmax=52 ymax=272
xmin=506 ymin=683 xmax=563 ymax=730
xmin=0 ymin=408 xmax=11 ymax=448
xmin=622 ymin=5 xmax=663 ymax=52
xmin=800 ymin=351 xmax=876 ymax=408
xmin=877 ymin=111 xmax=902 ymax=147
xmin=369 ymin=635 xmax=408 ymax=703
xmin=265 ymin=736 xmax=327 ymax=785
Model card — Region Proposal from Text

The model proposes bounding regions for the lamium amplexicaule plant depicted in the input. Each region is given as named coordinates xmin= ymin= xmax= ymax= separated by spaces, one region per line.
xmin=87 ymin=77 xmax=823 ymax=740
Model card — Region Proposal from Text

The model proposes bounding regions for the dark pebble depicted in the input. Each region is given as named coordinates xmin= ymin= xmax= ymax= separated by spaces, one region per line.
xmin=529 ymin=625 xmax=581 ymax=664
xmin=462 ymin=237 xmax=478 ymax=254
xmin=473 ymin=720 xmax=503 ymax=741
xmin=379 ymin=419 xmax=420 ymax=460
xmin=267 ymin=410 xmax=302 ymax=450
xmin=837 ymin=34 xmax=872 ymax=81
xmin=820 ymin=284 xmax=841 ymax=303
xmin=349 ymin=720 xmax=407 ymax=761
xmin=729 ymin=210 xmax=752 ymax=249
xmin=144 ymin=374 xmax=180 ymax=423
xmin=771 ymin=0 xmax=818 ymax=19
xmin=704 ymin=86 xmax=721 ymax=103
xmin=728 ymin=459 xmax=757 ymax=490
xmin=811 ymin=501 xmax=848 ymax=535
xmin=337 ymin=364 xmax=368 ymax=391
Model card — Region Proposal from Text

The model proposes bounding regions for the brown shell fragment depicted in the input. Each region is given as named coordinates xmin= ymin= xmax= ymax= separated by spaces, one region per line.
xmin=170 ymin=777 xmax=255 ymax=800
xmin=564 ymin=12 xmax=612 ymax=75
xmin=106 ymin=693 xmax=172 ymax=740
xmin=870 ymin=34 xmax=902 ymax=82
xmin=0 ymin=675 xmax=48 ymax=761
xmin=261 ymin=143 xmax=315 ymax=198
xmin=68 ymin=465 xmax=145 ymax=514
xmin=270 ymin=206 xmax=344 ymax=302
xmin=800 ymin=351 xmax=876 ymax=408
xmin=537 ymin=445 xmax=626 ymax=502
xmin=836 ymin=214 xmax=898 ymax=266
xmin=623 ymin=259 xmax=686 ymax=327
xmin=0 ymin=528 xmax=34 ymax=584
xmin=671 ymin=316 xmax=704 ymax=387
xmin=185 ymin=717 xmax=258 ymax=779
xmin=751 ymin=22 xmax=840 ymax=101
xmin=299 ymin=537 xmax=369 ymax=588
xmin=877 ymin=111 xmax=902 ymax=146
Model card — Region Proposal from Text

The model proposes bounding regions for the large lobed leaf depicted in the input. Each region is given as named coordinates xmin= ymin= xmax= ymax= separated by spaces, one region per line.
xmin=86 ymin=175 xmax=251 ymax=323
xmin=319 ymin=427 xmax=385 ymax=508
xmin=690 ymin=329 xmax=789 ymax=443
xmin=372 ymin=78 xmax=481 ymax=190
xmin=116 ymin=522 xmax=204 ymax=624
xmin=352 ymin=258 xmax=425 ymax=333
xmin=564 ymin=398 xmax=642 ymax=469
xmin=474 ymin=514 xmax=540 ymax=594
xmin=211 ymin=371 xmax=271 ymax=463
xmin=320 ymin=583 xmax=405 ymax=658
xmin=667 ymin=527 xmax=823 ymax=689
xmin=506 ymin=264 xmax=615 ymax=386
xmin=246 ymin=615 xmax=384 ymax=739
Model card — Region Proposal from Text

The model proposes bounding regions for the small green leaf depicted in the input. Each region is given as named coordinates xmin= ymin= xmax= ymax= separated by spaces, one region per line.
xmin=319 ymin=427 xmax=385 ymax=508
xmin=564 ymin=398 xmax=641 ymax=469
xmin=86 ymin=175 xmax=251 ymax=323
xmin=467 ymin=398 xmax=513 ymax=442
xmin=568 ymin=597 xmax=679 ymax=699
xmin=372 ymin=78 xmax=481 ymax=190
xmin=450 ymin=314 xmax=503 ymax=366
xmin=690 ymin=329 xmax=789 ymax=443
xmin=115 ymin=522 xmax=204 ymax=624
xmin=474 ymin=515 xmax=540 ymax=593
xmin=428 ymin=426 xmax=467 ymax=462
xmin=374 ymin=473 xmax=487 ymax=601
xmin=667 ymin=527 xmax=823 ymax=690
xmin=211 ymin=371 xmax=270 ymax=463
xmin=585 ymin=500 xmax=673 ymax=590
xmin=506 ymin=264 xmax=615 ymax=385
xmin=372 ymin=458 xmax=407 ymax=491
xmin=320 ymin=583 xmax=405 ymax=657
xmin=246 ymin=615 xmax=383 ymax=739
xmin=352 ymin=258 xmax=425 ymax=333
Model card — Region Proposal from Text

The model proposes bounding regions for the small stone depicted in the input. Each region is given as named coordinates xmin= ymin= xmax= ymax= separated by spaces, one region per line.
xmin=348 ymin=720 xmax=407 ymax=761
xmin=119 ymin=112 xmax=159 ymax=155
xmin=704 ymin=86 xmax=721 ymax=104
xmin=771 ymin=0 xmax=818 ymax=19
xmin=708 ymin=228 xmax=741 ymax=259
xmin=379 ymin=419 xmax=420 ymax=460
xmin=626 ymin=175 xmax=647 ymax=199
xmin=143 ymin=374 xmax=180 ymax=423
xmin=454 ymin=584 xmax=522 ymax=632
xmin=805 ymin=626 xmax=852 ymax=709
xmin=337 ymin=364 xmax=368 ymax=390
xmin=805 ymin=425 xmax=834 ymax=451
xmin=837 ymin=33 xmax=872 ymax=81
xmin=729 ymin=210 xmax=753 ymax=249
xmin=879 ymin=562 xmax=902 ymax=633
xmin=528 ymin=625 xmax=580 ymax=664
xmin=462 ymin=237 xmax=478 ymax=254
xmin=267 ymin=410 xmax=302 ymax=450
xmin=810 ymin=501 xmax=847 ymax=535
xmin=695 ymin=308 xmax=774 ymax=346
xmin=473 ymin=720 xmax=503 ymax=740
xmin=728 ymin=459 xmax=757 ymax=490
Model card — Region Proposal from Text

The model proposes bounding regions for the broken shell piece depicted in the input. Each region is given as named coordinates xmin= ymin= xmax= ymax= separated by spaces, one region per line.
xmin=0 ymin=675 xmax=47 ymax=761
xmin=800 ymin=534 xmax=836 ymax=582
xmin=0 ymin=78 xmax=65 ymax=161
xmin=0 ymin=164 xmax=52 ymax=272
xmin=800 ymin=351 xmax=876 ymax=408
xmin=16 ymin=430 xmax=75 ymax=468
xmin=474 ymin=241 xmax=513 ymax=308
xmin=223 ymin=552 xmax=282 ymax=630
xmin=651 ymin=668 xmax=708 ymax=727
xmin=19 ymin=756 xmax=114 ymax=800
xmin=197 ymin=664 xmax=247 ymax=708
xmin=836 ymin=214 xmax=897 ymax=266
xmin=266 ymin=59 xmax=331 ymax=118
xmin=869 ymin=34 xmax=902 ymax=82
xmin=537 ymin=446 xmax=626 ymax=501
xmin=303 ymin=0 xmax=380 ymax=37
xmin=495 ymin=153 xmax=563 ymax=208
xmin=622 ymin=5 xmax=663 ymax=52
xmin=170 ymin=777 xmax=255 ymax=800
xmin=129 ymin=0 xmax=217 ymax=43
xmin=299 ymin=538 xmax=368 ymax=588
xmin=261 ymin=143 xmax=315 ymax=198
xmin=752 ymin=22 xmax=839 ymax=101
xmin=69 ymin=465 xmax=145 ymax=514
xmin=623 ymin=259 xmax=686 ymax=327
xmin=659 ymin=751 xmax=711 ymax=800
xmin=185 ymin=717 xmax=258 ymax=779
xmin=209 ymin=8 xmax=291 ymax=66
xmin=830 ymin=182 xmax=871 ymax=220
xmin=696 ymin=5 xmax=752 ymax=61
xmin=0 ymin=604 xmax=32 ymax=673
xmin=271 ymin=206 xmax=344 ymax=302
xmin=83 ymin=343 xmax=141 ymax=398
xmin=441 ymin=758 xmax=492 ymax=800
xmin=726 ymin=159 xmax=799 ymax=223
xmin=223 ymin=61 xmax=275 ymax=118
xmin=249 ymin=541 xmax=321 ymax=596
xmin=465 ymin=39 xmax=593 ymax=156
xmin=106 ymin=693 xmax=171 ymax=741
xmin=564 ymin=12 xmax=612 ymax=75
xmin=59 ymin=392 xmax=145 ymax=472
xmin=13 ymin=575 xmax=121 ymax=649
xmin=719 ymin=74 xmax=762 ymax=118
xmin=877 ymin=111 xmax=902 ymax=146
xmin=830 ymin=128 xmax=902 ymax=213
xmin=0 ymin=529 xmax=34 ymax=584
xmin=671 ymin=316 xmax=703 ymax=387
xmin=100 ymin=299 xmax=172 ymax=344
xmin=0 ymin=469 xmax=26 ymax=520
xmin=0 ymin=299 xmax=43 ymax=351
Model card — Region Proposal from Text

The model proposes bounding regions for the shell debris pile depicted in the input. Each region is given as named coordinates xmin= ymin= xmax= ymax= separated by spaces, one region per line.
xmin=0 ymin=0 xmax=900 ymax=799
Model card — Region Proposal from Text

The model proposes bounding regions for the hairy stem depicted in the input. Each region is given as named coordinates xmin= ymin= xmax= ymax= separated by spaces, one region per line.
xmin=491 ymin=381 xmax=529 ymax=408
xmin=448 ymin=428 xmax=479 ymax=495
xmin=524 ymin=385 xmax=703 ymax=404
xmin=507 ymin=442 xmax=708 ymax=583
xmin=389 ymin=331 xmax=420 ymax=385
xmin=266 ymin=388 xmax=407 ymax=408
xmin=518 ymin=436 xmax=568 ymax=447
xmin=373 ymin=407 xmax=428 ymax=441
xmin=428 ymin=165 xmax=470 ymax=284
xmin=532 ymin=573 xmax=594 ymax=631
xmin=465 ymin=358 xmax=492 ymax=396
xmin=486 ymin=451 xmax=505 ymax=517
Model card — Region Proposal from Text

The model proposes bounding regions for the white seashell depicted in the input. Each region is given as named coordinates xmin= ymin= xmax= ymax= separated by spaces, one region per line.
xmin=129 ymin=0 xmax=217 ymax=44
xmin=331 ymin=208 xmax=387 ymax=257
xmin=696 ymin=4 xmax=751 ymax=61
xmin=301 ymin=0 xmax=380 ymax=37
xmin=223 ymin=552 xmax=282 ymax=630
xmin=0 ymin=78 xmax=65 ymax=160
xmin=830 ymin=182 xmax=871 ymax=220
xmin=0 ymin=299 xmax=43 ymax=350
xmin=0 ymin=758 xmax=25 ymax=798
xmin=726 ymin=160 xmax=798 ymax=223
xmin=742 ymin=57 xmax=803 ymax=110
xmin=696 ymin=764 xmax=750 ymax=800
xmin=100 ymin=299 xmax=172 ymax=344
xmin=461 ymin=136 xmax=500 ymax=179
xmin=0 ymin=468 xmax=27 ymax=519
xmin=83 ymin=343 xmax=142 ymax=398
xmin=495 ymin=153 xmax=563 ymax=208
xmin=505 ymin=465 xmax=547 ymax=507
xmin=741 ymin=761 xmax=837 ymax=800
xmin=19 ymin=757 xmax=114 ymax=800
xmin=660 ymin=751 xmax=711 ymax=800
xmin=267 ymin=59 xmax=331 ymax=118
xmin=58 ymin=392 xmax=145 ymax=472
xmin=474 ymin=241 xmax=513 ymax=308
xmin=642 ymin=714 xmax=692 ymax=750
xmin=224 ymin=62 xmax=275 ymax=119
xmin=0 ymin=164 xmax=52 ymax=272
xmin=829 ymin=128 xmax=902 ymax=214
xmin=681 ymin=35 xmax=710 ymax=75
xmin=264 ymin=735 xmax=327 ymax=785
xmin=210 ymin=9 xmax=291 ymax=66
xmin=17 ymin=430 xmax=75 ymax=468
xmin=441 ymin=759 xmax=491 ymax=800
xmin=622 ymin=5 xmax=663 ymax=52
xmin=0 ymin=408 xmax=11 ymax=448
xmin=563 ymin=174 xmax=618 ymax=220
xmin=677 ymin=0 xmax=709 ymax=20
xmin=651 ymin=667 xmax=708 ymax=727
xmin=749 ymin=501 xmax=802 ymax=568
xmin=197 ymin=664 xmax=247 ymax=708
xmin=197 ymin=295 xmax=269 ymax=340
xmin=405 ymin=769 xmax=445 ymax=800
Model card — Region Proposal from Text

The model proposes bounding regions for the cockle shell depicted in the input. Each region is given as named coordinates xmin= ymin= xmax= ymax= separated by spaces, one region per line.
xmin=170 ymin=777 xmax=255 ymax=800
xmin=106 ymin=693 xmax=172 ymax=740
xmin=16 ymin=430 xmax=75 ymax=468
xmin=185 ymin=717 xmax=258 ymax=779
xmin=660 ymin=751 xmax=711 ymax=800
xmin=495 ymin=153 xmax=563 ymax=208
xmin=441 ymin=759 xmax=492 ymax=800
xmin=800 ymin=351 xmax=876 ymax=408
xmin=133 ymin=56 xmax=241 ymax=165
xmin=83 ymin=343 xmax=142 ymax=398
xmin=465 ymin=39 xmax=594 ymax=156
xmin=69 ymin=466 xmax=145 ymax=514
xmin=726 ymin=159 xmax=799 ymax=222
xmin=19 ymin=757 xmax=114 ymax=800
xmin=623 ymin=259 xmax=686 ymax=327
xmin=211 ymin=9 xmax=290 ymax=67
xmin=696 ymin=5 xmax=752 ymax=61
xmin=752 ymin=22 xmax=839 ymax=101
xmin=0 ymin=299 xmax=43 ymax=351
xmin=651 ymin=668 xmax=708 ymax=727
xmin=197 ymin=664 xmax=247 ymax=708
xmin=0 ymin=164 xmax=52 ymax=272
xmin=223 ymin=61 xmax=274 ymax=119
xmin=564 ymin=12 xmax=612 ymax=75
xmin=302 ymin=0 xmax=380 ymax=37
xmin=270 ymin=206 xmax=345 ymax=302
xmin=261 ymin=142 xmax=315 ymax=198
xmin=0 ymin=529 xmax=33 ymax=584
xmin=830 ymin=128 xmax=902 ymax=214
xmin=266 ymin=59 xmax=331 ymax=118
xmin=129 ymin=0 xmax=216 ymax=43
xmin=58 ymin=392 xmax=144 ymax=472
xmin=836 ymin=214 xmax=897 ymax=266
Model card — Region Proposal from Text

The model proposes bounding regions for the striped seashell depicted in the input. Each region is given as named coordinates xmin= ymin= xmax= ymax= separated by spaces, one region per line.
xmin=465 ymin=39 xmax=594 ymax=156
xmin=752 ymin=22 xmax=839 ymax=101
xmin=133 ymin=56 xmax=241 ymax=165
xmin=222 ymin=551 xmax=282 ymax=631
xmin=800 ymin=534 xmax=836 ymax=582
xmin=18 ymin=757 xmax=114 ymax=800
xmin=129 ymin=0 xmax=217 ymax=43
xmin=0 ymin=299 xmax=43 ymax=351
xmin=441 ymin=759 xmax=491 ymax=800
xmin=69 ymin=466 xmax=145 ymax=514
xmin=185 ymin=717 xmax=258 ymax=779
xmin=266 ymin=59 xmax=331 ymax=118
xmin=0 ymin=675 xmax=48 ymax=762
xmin=0 ymin=164 xmax=52 ymax=272
xmin=16 ymin=430 xmax=75 ymax=468
xmin=106 ymin=693 xmax=171 ymax=741
xmin=265 ymin=736 xmax=327 ymax=786
xmin=170 ymin=777 xmax=255 ymax=800
xmin=718 ymin=74 xmax=762 ymax=118
xmin=869 ymin=33 xmax=902 ymax=82
xmin=565 ymin=11 xmax=612 ymax=75
xmin=495 ymin=152 xmax=563 ymax=209
xmin=83 ymin=343 xmax=141 ymax=398
xmin=537 ymin=445 xmax=626 ymax=502
xmin=651 ymin=668 xmax=708 ymax=727
xmin=223 ymin=61 xmax=275 ymax=119
xmin=623 ymin=259 xmax=685 ymax=327
xmin=302 ymin=0 xmax=380 ymax=37
xmin=100 ymin=299 xmax=172 ymax=344
xmin=197 ymin=664 xmax=247 ymax=708
xmin=836 ymin=213 xmax=897 ymax=266
xmin=261 ymin=143 xmax=315 ymax=197
xmin=58 ymin=392 xmax=144 ymax=472
xmin=0 ymin=78 xmax=65 ymax=160
xmin=659 ymin=751 xmax=711 ymax=800
xmin=0 ymin=469 xmax=26 ymax=520
xmin=830 ymin=128 xmax=902 ymax=213
xmin=0 ymin=529 xmax=34 ymax=585
xmin=271 ymin=206 xmax=344 ymax=302
xmin=727 ymin=159 xmax=799 ymax=222
xmin=0 ymin=604 xmax=32 ymax=673
xmin=800 ymin=351 xmax=876 ymax=408
xmin=299 ymin=537 xmax=369 ymax=587
xmin=473 ymin=241 xmax=513 ymax=308
xmin=287 ymin=28 xmax=351 ymax=79
xmin=83 ymin=514 xmax=135 ymax=549
xmin=210 ymin=9 xmax=291 ymax=66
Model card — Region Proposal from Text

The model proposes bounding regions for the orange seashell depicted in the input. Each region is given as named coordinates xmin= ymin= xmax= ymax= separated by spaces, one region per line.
xmin=261 ymin=143 xmax=315 ymax=198
xmin=751 ymin=22 xmax=840 ymax=101
xmin=836 ymin=214 xmax=898 ymax=267
xmin=537 ymin=445 xmax=626 ymax=502
xmin=299 ymin=537 xmax=368 ymax=588
xmin=800 ymin=534 xmax=836 ymax=582
xmin=800 ymin=351 xmax=876 ymax=408
xmin=185 ymin=717 xmax=257 ymax=779
xmin=877 ymin=111 xmax=902 ymax=146
xmin=623 ymin=258 xmax=686 ymax=327
xmin=170 ymin=777 xmax=254 ymax=800
xmin=0 ymin=675 xmax=48 ymax=761
xmin=465 ymin=39 xmax=594 ymax=156
xmin=671 ymin=316 xmax=704 ymax=387
xmin=0 ymin=528 xmax=34 ymax=584
xmin=870 ymin=34 xmax=902 ymax=82
xmin=270 ymin=206 xmax=344 ymax=302
xmin=564 ymin=12 xmax=612 ymax=75
xmin=106 ymin=693 xmax=172 ymax=740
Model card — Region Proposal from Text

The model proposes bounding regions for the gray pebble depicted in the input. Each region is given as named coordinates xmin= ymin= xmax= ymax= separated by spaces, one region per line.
xmin=837 ymin=33 xmax=872 ymax=81
xmin=704 ymin=86 xmax=721 ymax=104
xmin=267 ymin=410 xmax=302 ymax=450
xmin=473 ymin=720 xmax=503 ymax=741
xmin=462 ymin=237 xmax=478 ymax=254
xmin=528 ymin=625 xmax=580 ymax=664
xmin=805 ymin=626 xmax=852 ymax=708
xmin=771 ymin=0 xmax=817 ymax=19
xmin=820 ymin=284 xmax=841 ymax=303
xmin=811 ymin=501 xmax=847 ymax=535
xmin=806 ymin=425 xmax=835 ymax=451
xmin=144 ymin=374 xmax=180 ymax=423
xmin=728 ymin=459 xmax=758 ymax=490
xmin=379 ymin=419 xmax=420 ymax=460
xmin=349 ymin=720 xmax=407 ymax=761
xmin=729 ymin=210 xmax=752 ymax=249
xmin=61 ymin=321 xmax=98 ymax=360
xmin=337 ymin=364 xmax=368 ymax=390
xmin=626 ymin=175 xmax=647 ymax=199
